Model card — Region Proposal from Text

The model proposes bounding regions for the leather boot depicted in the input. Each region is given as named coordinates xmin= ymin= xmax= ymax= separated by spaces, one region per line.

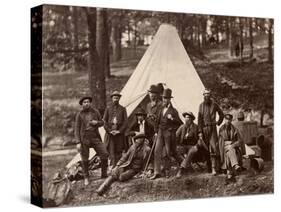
xmin=96 ymin=176 xmax=115 ymax=196
xmin=101 ymin=159 xmax=108 ymax=179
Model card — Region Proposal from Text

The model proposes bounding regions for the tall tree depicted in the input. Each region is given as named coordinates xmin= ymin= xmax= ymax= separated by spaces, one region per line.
xmin=111 ymin=13 xmax=122 ymax=62
xmin=72 ymin=6 xmax=80 ymax=72
xmin=268 ymin=18 xmax=274 ymax=63
xmin=249 ymin=17 xmax=254 ymax=58
xmin=85 ymin=7 xmax=106 ymax=112
xmin=238 ymin=17 xmax=244 ymax=61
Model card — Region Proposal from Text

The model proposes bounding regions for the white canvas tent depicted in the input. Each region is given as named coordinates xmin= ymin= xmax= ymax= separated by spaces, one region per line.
xmin=66 ymin=24 xmax=205 ymax=168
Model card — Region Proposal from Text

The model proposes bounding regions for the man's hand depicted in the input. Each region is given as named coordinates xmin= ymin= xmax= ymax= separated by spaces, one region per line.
xmin=91 ymin=120 xmax=98 ymax=125
xmin=135 ymin=131 xmax=141 ymax=136
xmin=110 ymin=130 xmax=120 ymax=136
xmin=76 ymin=143 xmax=82 ymax=152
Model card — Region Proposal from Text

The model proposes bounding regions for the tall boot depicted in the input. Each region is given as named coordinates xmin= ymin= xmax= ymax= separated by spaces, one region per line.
xmin=96 ymin=176 xmax=115 ymax=196
xmin=101 ymin=159 xmax=108 ymax=179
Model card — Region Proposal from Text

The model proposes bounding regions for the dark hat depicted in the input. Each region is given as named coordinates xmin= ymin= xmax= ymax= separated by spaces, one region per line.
xmin=110 ymin=91 xmax=122 ymax=98
xmin=134 ymin=133 xmax=147 ymax=140
xmin=134 ymin=108 xmax=147 ymax=116
xmin=224 ymin=113 xmax=233 ymax=120
xmin=148 ymin=84 xmax=159 ymax=93
xmin=162 ymin=88 xmax=173 ymax=98
xmin=156 ymin=83 xmax=164 ymax=94
xmin=182 ymin=111 xmax=195 ymax=120
xmin=79 ymin=96 xmax=92 ymax=105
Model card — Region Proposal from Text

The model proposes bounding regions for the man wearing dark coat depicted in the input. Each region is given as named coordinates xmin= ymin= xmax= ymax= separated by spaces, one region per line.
xmin=198 ymin=89 xmax=224 ymax=175
xmin=218 ymin=114 xmax=243 ymax=183
xmin=150 ymin=88 xmax=183 ymax=180
xmin=175 ymin=112 xmax=208 ymax=178
xmin=126 ymin=108 xmax=155 ymax=146
xmin=75 ymin=96 xmax=109 ymax=186
xmin=103 ymin=91 xmax=128 ymax=167
xmin=96 ymin=133 xmax=151 ymax=195
xmin=146 ymin=84 xmax=163 ymax=130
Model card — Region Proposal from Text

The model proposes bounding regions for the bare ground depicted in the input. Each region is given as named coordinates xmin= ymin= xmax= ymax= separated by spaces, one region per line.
xmin=42 ymin=152 xmax=273 ymax=207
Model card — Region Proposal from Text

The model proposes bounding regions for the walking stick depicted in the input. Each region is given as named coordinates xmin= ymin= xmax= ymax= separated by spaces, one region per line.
xmin=143 ymin=134 xmax=157 ymax=174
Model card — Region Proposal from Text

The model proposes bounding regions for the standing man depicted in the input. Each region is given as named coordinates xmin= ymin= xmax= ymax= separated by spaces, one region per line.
xmin=198 ymin=89 xmax=224 ymax=175
xmin=150 ymin=88 xmax=182 ymax=180
xmin=75 ymin=96 xmax=109 ymax=186
xmin=96 ymin=133 xmax=151 ymax=196
xmin=146 ymin=84 xmax=163 ymax=130
xmin=218 ymin=114 xmax=243 ymax=183
xmin=103 ymin=91 xmax=128 ymax=167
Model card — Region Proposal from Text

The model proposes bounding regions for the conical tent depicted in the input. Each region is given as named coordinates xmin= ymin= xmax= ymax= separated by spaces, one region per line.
xmin=66 ymin=24 xmax=205 ymax=168
xmin=119 ymin=23 xmax=205 ymax=119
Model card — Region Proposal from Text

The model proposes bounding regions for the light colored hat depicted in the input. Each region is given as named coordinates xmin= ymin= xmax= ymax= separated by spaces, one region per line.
xmin=110 ymin=91 xmax=122 ymax=97
xmin=203 ymin=89 xmax=211 ymax=96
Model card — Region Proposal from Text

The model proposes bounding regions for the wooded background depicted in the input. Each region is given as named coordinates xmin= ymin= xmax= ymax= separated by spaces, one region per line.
xmin=36 ymin=5 xmax=274 ymax=116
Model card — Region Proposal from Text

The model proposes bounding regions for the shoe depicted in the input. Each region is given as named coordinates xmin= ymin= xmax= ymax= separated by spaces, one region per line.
xmin=176 ymin=168 xmax=184 ymax=179
xmin=84 ymin=178 xmax=89 ymax=186
xmin=149 ymin=173 xmax=161 ymax=180
xmin=211 ymin=168 xmax=217 ymax=176
xmin=234 ymin=165 xmax=242 ymax=173
xmin=165 ymin=170 xmax=170 ymax=178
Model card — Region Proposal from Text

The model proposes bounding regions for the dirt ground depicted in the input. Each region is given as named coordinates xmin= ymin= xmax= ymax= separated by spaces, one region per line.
xmin=42 ymin=153 xmax=273 ymax=207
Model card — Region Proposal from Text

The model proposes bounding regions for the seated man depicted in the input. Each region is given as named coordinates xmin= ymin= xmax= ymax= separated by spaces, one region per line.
xmin=126 ymin=108 xmax=155 ymax=147
xmin=96 ymin=133 xmax=151 ymax=196
xmin=218 ymin=114 xmax=243 ymax=183
xmin=176 ymin=112 xmax=208 ymax=178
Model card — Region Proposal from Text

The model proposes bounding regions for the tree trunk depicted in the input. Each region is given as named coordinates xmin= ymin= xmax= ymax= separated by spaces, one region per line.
xmin=111 ymin=16 xmax=122 ymax=62
xmin=228 ymin=17 xmax=234 ymax=57
xmin=85 ymin=8 xmax=106 ymax=112
xmin=197 ymin=16 xmax=201 ymax=48
xmin=249 ymin=18 xmax=254 ymax=58
xmin=260 ymin=109 xmax=264 ymax=127
xmin=268 ymin=19 xmax=273 ymax=63
xmin=239 ymin=17 xmax=244 ymax=61
xmin=201 ymin=17 xmax=207 ymax=48
xmin=103 ymin=10 xmax=110 ymax=78
xmin=133 ymin=20 xmax=138 ymax=57
xmin=72 ymin=6 xmax=80 ymax=72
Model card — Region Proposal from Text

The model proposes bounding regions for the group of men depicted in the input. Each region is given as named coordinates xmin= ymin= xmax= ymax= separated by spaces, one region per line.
xmin=75 ymin=83 xmax=245 ymax=195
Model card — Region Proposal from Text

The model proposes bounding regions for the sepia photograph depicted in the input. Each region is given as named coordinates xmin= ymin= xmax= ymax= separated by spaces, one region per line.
xmin=31 ymin=4 xmax=274 ymax=208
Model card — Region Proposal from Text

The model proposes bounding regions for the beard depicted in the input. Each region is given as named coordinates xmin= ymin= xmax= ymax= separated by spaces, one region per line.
xmin=113 ymin=101 xmax=119 ymax=105
xmin=204 ymin=97 xmax=211 ymax=104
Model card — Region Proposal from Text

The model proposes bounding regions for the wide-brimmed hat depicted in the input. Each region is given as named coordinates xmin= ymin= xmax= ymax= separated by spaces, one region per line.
xmin=162 ymin=88 xmax=173 ymax=98
xmin=182 ymin=111 xmax=195 ymax=120
xmin=134 ymin=108 xmax=147 ymax=116
xmin=148 ymin=85 xmax=159 ymax=94
xmin=156 ymin=83 xmax=164 ymax=94
xmin=79 ymin=96 xmax=92 ymax=105
xmin=203 ymin=89 xmax=211 ymax=96
xmin=134 ymin=133 xmax=147 ymax=140
xmin=225 ymin=113 xmax=233 ymax=120
xmin=110 ymin=91 xmax=122 ymax=98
